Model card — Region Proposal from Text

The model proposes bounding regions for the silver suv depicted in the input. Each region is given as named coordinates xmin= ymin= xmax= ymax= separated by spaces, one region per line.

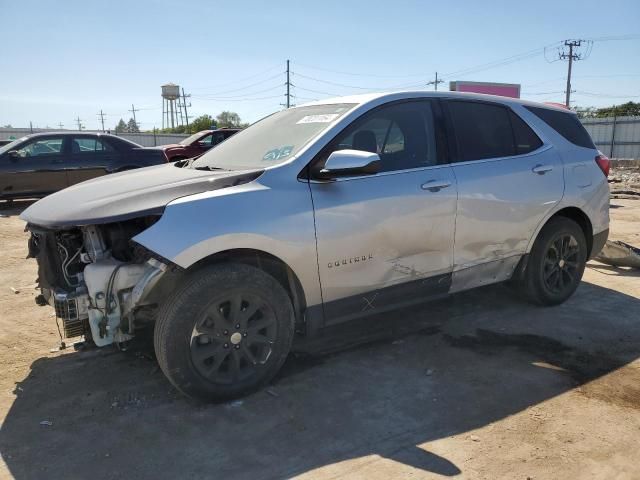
xmin=21 ymin=91 xmax=610 ymax=400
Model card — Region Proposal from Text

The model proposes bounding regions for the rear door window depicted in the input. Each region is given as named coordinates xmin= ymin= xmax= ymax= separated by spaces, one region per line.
xmin=447 ymin=101 xmax=515 ymax=161
xmin=71 ymin=137 xmax=114 ymax=154
xmin=525 ymin=106 xmax=595 ymax=149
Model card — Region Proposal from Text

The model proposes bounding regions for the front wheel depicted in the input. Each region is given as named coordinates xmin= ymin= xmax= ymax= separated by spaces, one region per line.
xmin=519 ymin=217 xmax=588 ymax=306
xmin=154 ymin=263 xmax=294 ymax=401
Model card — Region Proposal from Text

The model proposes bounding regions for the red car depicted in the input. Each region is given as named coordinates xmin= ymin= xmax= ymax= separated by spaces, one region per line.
xmin=159 ymin=128 xmax=240 ymax=161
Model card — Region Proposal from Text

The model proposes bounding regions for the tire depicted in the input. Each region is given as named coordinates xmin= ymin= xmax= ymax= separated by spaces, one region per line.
xmin=154 ymin=263 xmax=294 ymax=401
xmin=519 ymin=217 xmax=588 ymax=306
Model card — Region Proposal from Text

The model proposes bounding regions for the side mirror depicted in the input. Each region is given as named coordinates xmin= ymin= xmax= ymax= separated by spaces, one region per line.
xmin=8 ymin=150 xmax=19 ymax=160
xmin=316 ymin=149 xmax=381 ymax=179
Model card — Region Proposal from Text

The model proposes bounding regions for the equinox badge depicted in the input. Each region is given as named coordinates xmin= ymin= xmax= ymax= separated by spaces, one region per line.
xmin=328 ymin=254 xmax=374 ymax=269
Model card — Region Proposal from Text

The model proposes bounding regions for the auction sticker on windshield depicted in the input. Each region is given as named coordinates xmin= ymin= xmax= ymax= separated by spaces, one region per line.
xmin=263 ymin=145 xmax=294 ymax=161
xmin=296 ymin=114 xmax=340 ymax=124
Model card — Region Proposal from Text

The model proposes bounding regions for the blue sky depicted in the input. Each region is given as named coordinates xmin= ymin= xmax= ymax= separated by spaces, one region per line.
xmin=1 ymin=0 xmax=638 ymax=130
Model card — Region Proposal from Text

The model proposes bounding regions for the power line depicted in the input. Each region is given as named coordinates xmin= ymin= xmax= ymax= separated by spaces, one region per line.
xmin=192 ymin=84 xmax=282 ymax=100
xmin=189 ymin=64 xmax=282 ymax=90
xmin=294 ymin=85 xmax=342 ymax=97
xmin=293 ymin=61 xmax=427 ymax=79
xmin=195 ymin=94 xmax=283 ymax=103
xmin=574 ymin=90 xmax=640 ymax=98
xmin=443 ymin=42 xmax=562 ymax=79
xmin=191 ymin=72 xmax=283 ymax=97
xmin=586 ymin=34 xmax=640 ymax=42
xmin=294 ymin=72 xmax=425 ymax=91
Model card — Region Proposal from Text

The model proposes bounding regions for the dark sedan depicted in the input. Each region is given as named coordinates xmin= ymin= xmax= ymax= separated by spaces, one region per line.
xmin=0 ymin=132 xmax=168 ymax=200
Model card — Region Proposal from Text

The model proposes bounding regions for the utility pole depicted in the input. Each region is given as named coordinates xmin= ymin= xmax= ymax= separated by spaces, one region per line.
xmin=29 ymin=121 xmax=33 ymax=133
xmin=97 ymin=110 xmax=106 ymax=132
xmin=182 ymin=88 xmax=191 ymax=129
xmin=559 ymin=39 xmax=584 ymax=108
xmin=426 ymin=72 xmax=444 ymax=91
xmin=75 ymin=117 xmax=83 ymax=131
xmin=58 ymin=122 xmax=64 ymax=129
xmin=285 ymin=59 xmax=292 ymax=108
xmin=129 ymin=104 xmax=139 ymax=124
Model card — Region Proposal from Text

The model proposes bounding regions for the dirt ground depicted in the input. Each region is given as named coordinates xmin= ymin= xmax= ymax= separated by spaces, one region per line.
xmin=0 ymin=195 xmax=639 ymax=480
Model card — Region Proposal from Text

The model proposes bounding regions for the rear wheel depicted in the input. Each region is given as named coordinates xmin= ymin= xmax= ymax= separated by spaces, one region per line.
xmin=519 ymin=217 xmax=587 ymax=306
xmin=154 ymin=263 xmax=294 ymax=401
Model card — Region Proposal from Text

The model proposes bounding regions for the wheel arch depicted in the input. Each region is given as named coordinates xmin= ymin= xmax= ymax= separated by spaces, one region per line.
xmin=529 ymin=206 xmax=594 ymax=257
xmin=188 ymin=248 xmax=308 ymax=331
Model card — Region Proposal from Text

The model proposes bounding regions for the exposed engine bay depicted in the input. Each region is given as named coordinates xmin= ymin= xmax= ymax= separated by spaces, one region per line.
xmin=26 ymin=216 xmax=173 ymax=347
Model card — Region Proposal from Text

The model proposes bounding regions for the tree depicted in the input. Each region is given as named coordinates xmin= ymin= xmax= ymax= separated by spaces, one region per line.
xmin=126 ymin=118 xmax=140 ymax=133
xmin=188 ymin=114 xmax=216 ymax=133
xmin=216 ymin=111 xmax=242 ymax=128
xmin=115 ymin=119 xmax=127 ymax=133
xmin=594 ymin=102 xmax=640 ymax=118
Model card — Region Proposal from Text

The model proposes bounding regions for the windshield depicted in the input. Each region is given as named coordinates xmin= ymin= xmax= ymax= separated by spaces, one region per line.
xmin=179 ymin=131 xmax=209 ymax=146
xmin=190 ymin=104 xmax=356 ymax=170
xmin=0 ymin=137 xmax=28 ymax=155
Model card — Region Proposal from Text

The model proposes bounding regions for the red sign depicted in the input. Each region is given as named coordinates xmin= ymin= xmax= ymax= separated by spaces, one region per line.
xmin=450 ymin=81 xmax=521 ymax=98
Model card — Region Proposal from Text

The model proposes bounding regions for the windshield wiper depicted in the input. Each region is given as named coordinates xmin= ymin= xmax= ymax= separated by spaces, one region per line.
xmin=193 ymin=165 xmax=227 ymax=171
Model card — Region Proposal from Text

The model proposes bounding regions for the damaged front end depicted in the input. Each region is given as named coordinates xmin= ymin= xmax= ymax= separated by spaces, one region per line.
xmin=27 ymin=217 xmax=176 ymax=347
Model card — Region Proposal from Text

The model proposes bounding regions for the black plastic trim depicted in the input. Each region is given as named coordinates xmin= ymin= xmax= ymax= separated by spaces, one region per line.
xmin=303 ymin=272 xmax=452 ymax=336
xmin=591 ymin=228 xmax=609 ymax=259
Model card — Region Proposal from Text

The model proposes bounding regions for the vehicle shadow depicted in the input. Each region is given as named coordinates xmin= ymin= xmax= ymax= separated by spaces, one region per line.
xmin=0 ymin=199 xmax=36 ymax=217
xmin=1 ymin=280 xmax=639 ymax=479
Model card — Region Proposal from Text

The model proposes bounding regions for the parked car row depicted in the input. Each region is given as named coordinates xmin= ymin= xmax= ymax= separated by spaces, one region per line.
xmin=0 ymin=128 xmax=240 ymax=200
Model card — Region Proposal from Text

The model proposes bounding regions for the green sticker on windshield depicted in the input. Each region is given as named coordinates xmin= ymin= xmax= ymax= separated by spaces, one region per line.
xmin=263 ymin=145 xmax=294 ymax=161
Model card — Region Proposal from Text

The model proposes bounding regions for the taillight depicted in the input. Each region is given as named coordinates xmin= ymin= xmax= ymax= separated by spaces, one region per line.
xmin=595 ymin=153 xmax=610 ymax=177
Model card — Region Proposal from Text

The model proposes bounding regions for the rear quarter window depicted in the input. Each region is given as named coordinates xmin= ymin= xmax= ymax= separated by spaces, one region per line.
xmin=525 ymin=106 xmax=595 ymax=149
xmin=509 ymin=110 xmax=543 ymax=154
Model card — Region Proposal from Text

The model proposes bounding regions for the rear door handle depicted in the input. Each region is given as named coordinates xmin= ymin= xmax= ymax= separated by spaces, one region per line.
xmin=421 ymin=179 xmax=452 ymax=192
xmin=532 ymin=164 xmax=553 ymax=174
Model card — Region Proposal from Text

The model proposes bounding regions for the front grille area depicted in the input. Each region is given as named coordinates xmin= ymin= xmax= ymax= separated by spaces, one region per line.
xmin=54 ymin=292 xmax=88 ymax=338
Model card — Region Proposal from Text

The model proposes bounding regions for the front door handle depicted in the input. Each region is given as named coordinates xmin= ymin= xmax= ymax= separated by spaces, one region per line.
xmin=532 ymin=164 xmax=553 ymax=174
xmin=421 ymin=179 xmax=452 ymax=192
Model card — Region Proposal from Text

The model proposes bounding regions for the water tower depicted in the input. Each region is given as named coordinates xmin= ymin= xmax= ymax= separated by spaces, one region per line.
xmin=161 ymin=83 xmax=185 ymax=129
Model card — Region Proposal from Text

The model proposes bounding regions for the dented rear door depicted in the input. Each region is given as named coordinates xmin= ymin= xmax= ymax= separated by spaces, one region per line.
xmin=444 ymin=100 xmax=563 ymax=290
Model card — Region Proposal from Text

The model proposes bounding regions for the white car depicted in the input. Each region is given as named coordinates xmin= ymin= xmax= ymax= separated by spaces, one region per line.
xmin=21 ymin=91 xmax=610 ymax=400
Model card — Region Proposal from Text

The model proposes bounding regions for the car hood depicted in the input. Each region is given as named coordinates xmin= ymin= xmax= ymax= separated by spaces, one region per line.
xmin=20 ymin=164 xmax=263 ymax=228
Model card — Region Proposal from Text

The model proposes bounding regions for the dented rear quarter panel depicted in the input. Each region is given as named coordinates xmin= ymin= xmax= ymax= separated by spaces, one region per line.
xmin=521 ymin=109 xmax=610 ymax=253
